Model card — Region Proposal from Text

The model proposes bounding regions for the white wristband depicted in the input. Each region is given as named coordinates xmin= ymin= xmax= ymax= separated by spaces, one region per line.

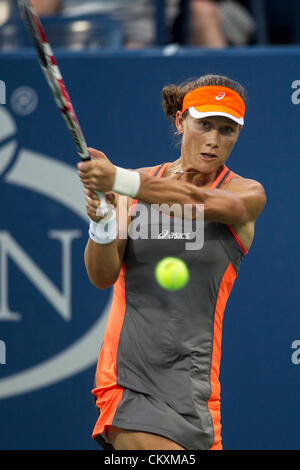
xmin=89 ymin=209 xmax=118 ymax=245
xmin=113 ymin=166 xmax=141 ymax=198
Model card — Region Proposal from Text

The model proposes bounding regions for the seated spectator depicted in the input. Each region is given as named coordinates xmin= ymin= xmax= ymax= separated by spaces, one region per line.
xmin=190 ymin=0 xmax=227 ymax=47
xmin=30 ymin=0 xmax=154 ymax=48
xmin=218 ymin=0 xmax=256 ymax=46
xmin=29 ymin=0 xmax=256 ymax=49
xmin=60 ymin=0 xmax=229 ymax=48
xmin=172 ymin=0 xmax=256 ymax=47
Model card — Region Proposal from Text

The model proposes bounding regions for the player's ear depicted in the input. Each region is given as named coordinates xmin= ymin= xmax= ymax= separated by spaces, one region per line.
xmin=175 ymin=111 xmax=184 ymax=135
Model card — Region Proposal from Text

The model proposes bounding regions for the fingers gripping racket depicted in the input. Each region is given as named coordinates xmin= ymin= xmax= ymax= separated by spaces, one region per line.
xmin=18 ymin=0 xmax=108 ymax=216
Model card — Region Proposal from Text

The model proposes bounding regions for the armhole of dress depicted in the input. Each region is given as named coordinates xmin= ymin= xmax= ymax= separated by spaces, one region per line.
xmin=219 ymin=170 xmax=248 ymax=256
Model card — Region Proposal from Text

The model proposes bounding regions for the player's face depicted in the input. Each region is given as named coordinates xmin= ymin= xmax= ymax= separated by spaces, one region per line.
xmin=176 ymin=113 xmax=241 ymax=173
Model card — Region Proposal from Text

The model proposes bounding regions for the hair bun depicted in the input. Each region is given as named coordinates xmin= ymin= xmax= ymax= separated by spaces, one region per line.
xmin=162 ymin=85 xmax=185 ymax=121
xmin=161 ymin=74 xmax=247 ymax=125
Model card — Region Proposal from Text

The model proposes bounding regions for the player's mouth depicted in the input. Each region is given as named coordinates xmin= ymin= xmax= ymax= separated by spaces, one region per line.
xmin=200 ymin=153 xmax=218 ymax=161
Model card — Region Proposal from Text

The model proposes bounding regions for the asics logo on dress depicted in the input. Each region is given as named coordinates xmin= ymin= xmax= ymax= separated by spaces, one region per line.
xmin=158 ymin=229 xmax=192 ymax=240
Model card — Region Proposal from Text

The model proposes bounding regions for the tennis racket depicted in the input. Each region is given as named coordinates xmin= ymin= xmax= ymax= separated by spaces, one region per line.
xmin=17 ymin=0 xmax=108 ymax=215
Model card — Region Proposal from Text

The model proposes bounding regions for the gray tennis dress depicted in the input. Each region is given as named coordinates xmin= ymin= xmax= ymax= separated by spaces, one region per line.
xmin=92 ymin=162 xmax=247 ymax=450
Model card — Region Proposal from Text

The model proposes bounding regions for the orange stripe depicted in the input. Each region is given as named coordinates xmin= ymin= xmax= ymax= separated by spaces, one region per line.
xmin=92 ymin=264 xmax=127 ymax=437
xmin=227 ymin=225 xmax=248 ymax=255
xmin=210 ymin=166 xmax=229 ymax=189
xmin=150 ymin=164 xmax=164 ymax=177
xmin=217 ymin=172 xmax=248 ymax=256
xmin=221 ymin=172 xmax=234 ymax=187
xmin=219 ymin=171 xmax=234 ymax=188
xmin=157 ymin=162 xmax=171 ymax=177
xmin=92 ymin=386 xmax=124 ymax=439
xmin=208 ymin=262 xmax=237 ymax=450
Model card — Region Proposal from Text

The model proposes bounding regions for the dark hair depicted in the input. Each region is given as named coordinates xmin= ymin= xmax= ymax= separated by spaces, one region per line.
xmin=162 ymin=74 xmax=247 ymax=125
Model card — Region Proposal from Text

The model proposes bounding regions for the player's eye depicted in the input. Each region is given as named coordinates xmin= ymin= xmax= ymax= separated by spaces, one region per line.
xmin=220 ymin=126 xmax=235 ymax=135
xmin=199 ymin=120 xmax=210 ymax=129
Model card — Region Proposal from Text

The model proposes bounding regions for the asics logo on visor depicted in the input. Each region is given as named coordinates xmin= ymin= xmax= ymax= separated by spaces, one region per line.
xmin=215 ymin=92 xmax=226 ymax=100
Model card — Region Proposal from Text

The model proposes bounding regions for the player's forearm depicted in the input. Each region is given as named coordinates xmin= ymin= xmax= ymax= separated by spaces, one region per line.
xmin=137 ymin=174 xmax=248 ymax=224
xmin=84 ymin=239 xmax=121 ymax=290
xmin=77 ymin=153 xmax=248 ymax=225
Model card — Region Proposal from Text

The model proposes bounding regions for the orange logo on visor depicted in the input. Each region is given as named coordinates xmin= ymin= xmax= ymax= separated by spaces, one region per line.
xmin=182 ymin=86 xmax=245 ymax=125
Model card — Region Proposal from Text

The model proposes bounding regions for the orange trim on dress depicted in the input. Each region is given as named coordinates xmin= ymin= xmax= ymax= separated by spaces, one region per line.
xmin=208 ymin=262 xmax=237 ymax=450
xmin=227 ymin=225 xmax=248 ymax=255
xmin=92 ymin=264 xmax=127 ymax=438
xmin=157 ymin=162 xmax=171 ymax=177
xmin=218 ymin=170 xmax=248 ymax=256
xmin=210 ymin=166 xmax=229 ymax=189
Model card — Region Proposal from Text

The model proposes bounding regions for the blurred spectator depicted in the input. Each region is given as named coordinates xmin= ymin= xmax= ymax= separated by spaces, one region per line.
xmin=172 ymin=0 xmax=256 ymax=47
xmin=0 ymin=1 xmax=60 ymax=23
xmin=189 ymin=0 xmax=227 ymax=47
xmin=30 ymin=0 xmax=154 ymax=48
xmin=169 ymin=0 xmax=226 ymax=47
xmin=31 ymin=0 xmax=61 ymax=16
xmin=0 ymin=0 xmax=18 ymax=25
xmin=63 ymin=0 xmax=156 ymax=49
xmin=1 ymin=0 xmax=297 ymax=51
xmin=29 ymin=0 xmax=256 ymax=49
xmin=219 ymin=0 xmax=256 ymax=46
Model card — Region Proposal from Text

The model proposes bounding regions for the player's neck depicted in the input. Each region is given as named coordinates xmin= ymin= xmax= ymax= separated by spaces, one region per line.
xmin=166 ymin=158 xmax=225 ymax=187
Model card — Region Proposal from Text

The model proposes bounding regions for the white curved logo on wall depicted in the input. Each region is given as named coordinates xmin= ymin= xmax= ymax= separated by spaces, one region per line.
xmin=0 ymin=106 xmax=110 ymax=400
xmin=10 ymin=86 xmax=39 ymax=116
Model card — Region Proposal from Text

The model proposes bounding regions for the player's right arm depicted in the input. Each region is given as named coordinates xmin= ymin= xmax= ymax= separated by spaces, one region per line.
xmin=83 ymin=166 xmax=154 ymax=289
xmin=84 ymin=190 xmax=130 ymax=290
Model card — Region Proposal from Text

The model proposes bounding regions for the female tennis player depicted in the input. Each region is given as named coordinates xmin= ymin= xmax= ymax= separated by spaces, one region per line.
xmin=78 ymin=74 xmax=266 ymax=450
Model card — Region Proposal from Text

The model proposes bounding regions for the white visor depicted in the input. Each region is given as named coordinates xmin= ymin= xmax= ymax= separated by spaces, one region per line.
xmin=189 ymin=107 xmax=244 ymax=126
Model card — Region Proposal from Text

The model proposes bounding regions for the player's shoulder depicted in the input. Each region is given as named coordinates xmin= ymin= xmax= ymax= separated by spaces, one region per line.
xmin=224 ymin=172 xmax=267 ymax=215
xmin=135 ymin=165 xmax=160 ymax=175
xmin=225 ymin=172 xmax=266 ymax=195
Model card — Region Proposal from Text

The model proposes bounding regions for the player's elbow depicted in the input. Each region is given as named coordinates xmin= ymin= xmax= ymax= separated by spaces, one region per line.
xmin=87 ymin=271 xmax=118 ymax=290
xmin=85 ymin=260 xmax=119 ymax=289
xmin=205 ymin=197 xmax=248 ymax=224
xmin=231 ymin=201 xmax=249 ymax=224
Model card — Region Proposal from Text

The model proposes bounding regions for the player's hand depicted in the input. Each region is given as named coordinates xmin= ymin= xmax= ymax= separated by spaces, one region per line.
xmin=77 ymin=148 xmax=116 ymax=193
xmin=84 ymin=189 xmax=117 ymax=223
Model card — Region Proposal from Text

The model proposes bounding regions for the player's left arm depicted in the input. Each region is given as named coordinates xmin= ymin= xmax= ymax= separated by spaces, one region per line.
xmin=136 ymin=174 xmax=266 ymax=225
xmin=77 ymin=149 xmax=266 ymax=226
xmin=206 ymin=177 xmax=267 ymax=225
xmin=211 ymin=177 xmax=266 ymax=251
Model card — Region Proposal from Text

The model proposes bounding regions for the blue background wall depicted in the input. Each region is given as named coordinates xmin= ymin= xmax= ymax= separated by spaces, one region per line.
xmin=0 ymin=47 xmax=299 ymax=450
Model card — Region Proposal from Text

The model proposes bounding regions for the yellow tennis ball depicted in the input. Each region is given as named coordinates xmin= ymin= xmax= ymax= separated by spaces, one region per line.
xmin=155 ymin=257 xmax=189 ymax=291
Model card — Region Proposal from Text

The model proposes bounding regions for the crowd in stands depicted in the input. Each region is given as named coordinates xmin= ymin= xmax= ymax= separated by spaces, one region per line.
xmin=0 ymin=0 xmax=298 ymax=50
